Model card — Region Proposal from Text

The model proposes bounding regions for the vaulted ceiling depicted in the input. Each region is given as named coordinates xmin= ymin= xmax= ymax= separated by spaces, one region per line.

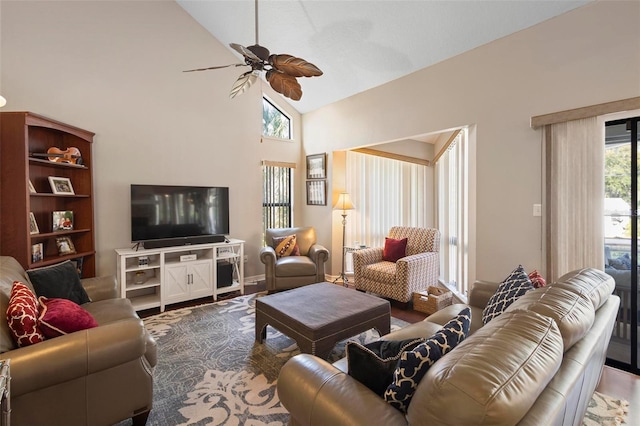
xmin=177 ymin=0 xmax=592 ymax=114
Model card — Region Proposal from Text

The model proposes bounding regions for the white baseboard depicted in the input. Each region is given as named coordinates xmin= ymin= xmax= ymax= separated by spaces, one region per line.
xmin=244 ymin=274 xmax=265 ymax=286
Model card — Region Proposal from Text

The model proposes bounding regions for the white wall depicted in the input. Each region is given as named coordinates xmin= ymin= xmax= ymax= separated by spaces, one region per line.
xmin=0 ymin=0 xmax=304 ymax=278
xmin=302 ymin=0 xmax=640 ymax=282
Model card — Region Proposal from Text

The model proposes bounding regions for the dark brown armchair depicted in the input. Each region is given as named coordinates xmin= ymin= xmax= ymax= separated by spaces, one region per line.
xmin=260 ymin=227 xmax=329 ymax=292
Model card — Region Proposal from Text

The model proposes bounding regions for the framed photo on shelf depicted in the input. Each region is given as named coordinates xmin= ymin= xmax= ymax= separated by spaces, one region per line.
xmin=52 ymin=210 xmax=74 ymax=232
xmin=306 ymin=153 xmax=327 ymax=179
xmin=29 ymin=212 xmax=40 ymax=235
xmin=48 ymin=176 xmax=75 ymax=195
xmin=29 ymin=179 xmax=37 ymax=194
xmin=31 ymin=243 xmax=44 ymax=263
xmin=306 ymin=180 xmax=327 ymax=205
xmin=55 ymin=236 xmax=76 ymax=256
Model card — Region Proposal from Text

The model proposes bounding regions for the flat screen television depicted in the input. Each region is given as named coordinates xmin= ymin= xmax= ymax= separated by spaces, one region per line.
xmin=131 ymin=184 xmax=229 ymax=248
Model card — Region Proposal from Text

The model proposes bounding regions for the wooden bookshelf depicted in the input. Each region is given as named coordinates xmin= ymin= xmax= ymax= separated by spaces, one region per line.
xmin=0 ymin=112 xmax=96 ymax=277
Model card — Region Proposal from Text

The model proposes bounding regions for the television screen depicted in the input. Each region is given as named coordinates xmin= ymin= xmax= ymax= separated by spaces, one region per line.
xmin=131 ymin=185 xmax=229 ymax=243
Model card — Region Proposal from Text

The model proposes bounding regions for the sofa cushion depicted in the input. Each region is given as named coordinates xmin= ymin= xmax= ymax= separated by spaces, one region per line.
xmin=346 ymin=338 xmax=424 ymax=396
xmin=507 ymin=286 xmax=594 ymax=351
xmin=274 ymin=255 xmax=317 ymax=277
xmin=407 ymin=310 xmax=563 ymax=425
xmin=384 ymin=307 xmax=471 ymax=413
xmin=482 ymin=265 xmax=533 ymax=324
xmin=383 ymin=237 xmax=408 ymax=262
xmin=27 ymin=260 xmax=91 ymax=305
xmin=273 ymin=235 xmax=300 ymax=258
xmin=38 ymin=296 xmax=98 ymax=338
xmin=553 ymin=268 xmax=615 ymax=311
xmin=6 ymin=281 xmax=45 ymax=347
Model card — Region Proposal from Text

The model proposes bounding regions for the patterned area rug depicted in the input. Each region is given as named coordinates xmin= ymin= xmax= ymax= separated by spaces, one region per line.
xmin=583 ymin=391 xmax=630 ymax=426
xmin=119 ymin=294 xmax=629 ymax=425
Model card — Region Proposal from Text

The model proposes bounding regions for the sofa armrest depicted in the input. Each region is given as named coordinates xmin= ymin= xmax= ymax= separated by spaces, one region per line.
xmin=308 ymin=244 xmax=329 ymax=265
xmin=468 ymin=280 xmax=500 ymax=309
xmin=1 ymin=318 xmax=147 ymax=397
xmin=353 ymin=247 xmax=384 ymax=271
xmin=278 ymin=354 xmax=406 ymax=426
xmin=259 ymin=246 xmax=276 ymax=266
xmin=81 ymin=275 xmax=118 ymax=301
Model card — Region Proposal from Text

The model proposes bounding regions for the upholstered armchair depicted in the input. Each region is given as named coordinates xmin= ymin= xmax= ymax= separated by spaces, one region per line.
xmin=260 ymin=226 xmax=330 ymax=292
xmin=353 ymin=226 xmax=440 ymax=303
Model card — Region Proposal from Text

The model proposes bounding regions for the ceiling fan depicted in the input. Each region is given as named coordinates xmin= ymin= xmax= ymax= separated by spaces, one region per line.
xmin=183 ymin=0 xmax=323 ymax=101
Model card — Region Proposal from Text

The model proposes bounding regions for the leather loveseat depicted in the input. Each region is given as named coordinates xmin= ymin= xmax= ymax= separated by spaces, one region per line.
xmin=278 ymin=268 xmax=620 ymax=425
xmin=0 ymin=256 xmax=157 ymax=425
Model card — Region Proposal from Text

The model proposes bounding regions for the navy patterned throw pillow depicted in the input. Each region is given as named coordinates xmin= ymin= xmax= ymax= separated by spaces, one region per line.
xmin=384 ymin=308 xmax=471 ymax=413
xmin=347 ymin=338 xmax=425 ymax=396
xmin=481 ymin=264 xmax=533 ymax=325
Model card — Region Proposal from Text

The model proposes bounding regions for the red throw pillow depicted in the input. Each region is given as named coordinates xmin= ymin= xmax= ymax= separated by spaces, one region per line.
xmin=383 ymin=237 xmax=408 ymax=262
xmin=6 ymin=281 xmax=45 ymax=347
xmin=528 ymin=270 xmax=547 ymax=288
xmin=38 ymin=296 xmax=98 ymax=338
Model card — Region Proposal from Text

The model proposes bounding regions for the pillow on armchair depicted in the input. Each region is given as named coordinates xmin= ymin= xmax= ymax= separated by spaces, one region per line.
xmin=273 ymin=235 xmax=301 ymax=258
xmin=383 ymin=237 xmax=408 ymax=262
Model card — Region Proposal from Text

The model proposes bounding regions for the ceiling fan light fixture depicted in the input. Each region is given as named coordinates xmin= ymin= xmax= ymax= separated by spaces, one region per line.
xmin=183 ymin=0 xmax=322 ymax=101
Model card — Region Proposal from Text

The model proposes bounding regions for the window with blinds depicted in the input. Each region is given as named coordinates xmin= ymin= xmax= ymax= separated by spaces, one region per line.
xmin=435 ymin=128 xmax=469 ymax=300
xmin=262 ymin=161 xmax=295 ymax=244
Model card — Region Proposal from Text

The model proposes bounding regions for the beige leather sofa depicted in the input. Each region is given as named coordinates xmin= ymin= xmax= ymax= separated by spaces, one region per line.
xmin=0 ymin=256 xmax=156 ymax=425
xmin=260 ymin=227 xmax=329 ymax=292
xmin=278 ymin=268 xmax=619 ymax=425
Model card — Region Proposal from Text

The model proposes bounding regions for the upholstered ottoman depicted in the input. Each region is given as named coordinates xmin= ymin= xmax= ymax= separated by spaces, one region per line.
xmin=255 ymin=282 xmax=390 ymax=359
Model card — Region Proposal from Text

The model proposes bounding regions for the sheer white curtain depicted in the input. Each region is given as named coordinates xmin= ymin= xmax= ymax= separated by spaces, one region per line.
xmin=434 ymin=130 xmax=469 ymax=298
xmin=545 ymin=117 xmax=604 ymax=281
xmin=345 ymin=152 xmax=430 ymax=248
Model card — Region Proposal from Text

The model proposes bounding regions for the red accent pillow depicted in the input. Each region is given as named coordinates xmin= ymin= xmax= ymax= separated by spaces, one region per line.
xmin=528 ymin=270 xmax=547 ymax=288
xmin=6 ymin=281 xmax=45 ymax=347
xmin=38 ymin=296 xmax=98 ymax=338
xmin=383 ymin=238 xmax=408 ymax=262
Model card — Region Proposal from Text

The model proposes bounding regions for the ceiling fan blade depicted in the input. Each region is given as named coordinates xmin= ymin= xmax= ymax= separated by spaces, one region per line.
xmin=269 ymin=54 xmax=323 ymax=78
xmin=246 ymin=44 xmax=270 ymax=62
xmin=266 ymin=70 xmax=302 ymax=101
xmin=230 ymin=43 xmax=262 ymax=62
xmin=229 ymin=70 xmax=259 ymax=99
xmin=183 ymin=63 xmax=245 ymax=72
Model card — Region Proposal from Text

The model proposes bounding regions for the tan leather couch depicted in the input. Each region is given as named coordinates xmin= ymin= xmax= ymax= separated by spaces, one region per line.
xmin=0 ymin=256 xmax=156 ymax=426
xmin=278 ymin=268 xmax=620 ymax=425
xmin=260 ymin=227 xmax=329 ymax=292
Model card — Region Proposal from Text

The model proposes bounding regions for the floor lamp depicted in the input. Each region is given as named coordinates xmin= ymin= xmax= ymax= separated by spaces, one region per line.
xmin=333 ymin=192 xmax=355 ymax=286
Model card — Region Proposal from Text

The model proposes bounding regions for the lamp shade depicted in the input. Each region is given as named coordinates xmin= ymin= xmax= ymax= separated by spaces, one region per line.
xmin=333 ymin=193 xmax=355 ymax=211
xmin=0 ymin=96 xmax=6 ymax=108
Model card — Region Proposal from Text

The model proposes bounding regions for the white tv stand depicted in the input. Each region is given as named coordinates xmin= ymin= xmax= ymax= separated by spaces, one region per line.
xmin=116 ymin=239 xmax=244 ymax=312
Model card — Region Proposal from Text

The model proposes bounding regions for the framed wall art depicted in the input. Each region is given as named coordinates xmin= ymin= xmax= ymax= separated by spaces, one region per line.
xmin=306 ymin=180 xmax=327 ymax=206
xmin=48 ymin=176 xmax=75 ymax=195
xmin=306 ymin=153 xmax=326 ymax=179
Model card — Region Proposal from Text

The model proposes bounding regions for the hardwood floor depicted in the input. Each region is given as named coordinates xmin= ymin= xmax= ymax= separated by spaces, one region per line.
xmin=139 ymin=281 xmax=638 ymax=423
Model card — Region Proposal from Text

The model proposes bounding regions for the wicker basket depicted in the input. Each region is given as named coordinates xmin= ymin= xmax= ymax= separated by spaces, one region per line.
xmin=413 ymin=286 xmax=453 ymax=315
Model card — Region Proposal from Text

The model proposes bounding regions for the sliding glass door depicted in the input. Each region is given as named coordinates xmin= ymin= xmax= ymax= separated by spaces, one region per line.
xmin=604 ymin=117 xmax=639 ymax=374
